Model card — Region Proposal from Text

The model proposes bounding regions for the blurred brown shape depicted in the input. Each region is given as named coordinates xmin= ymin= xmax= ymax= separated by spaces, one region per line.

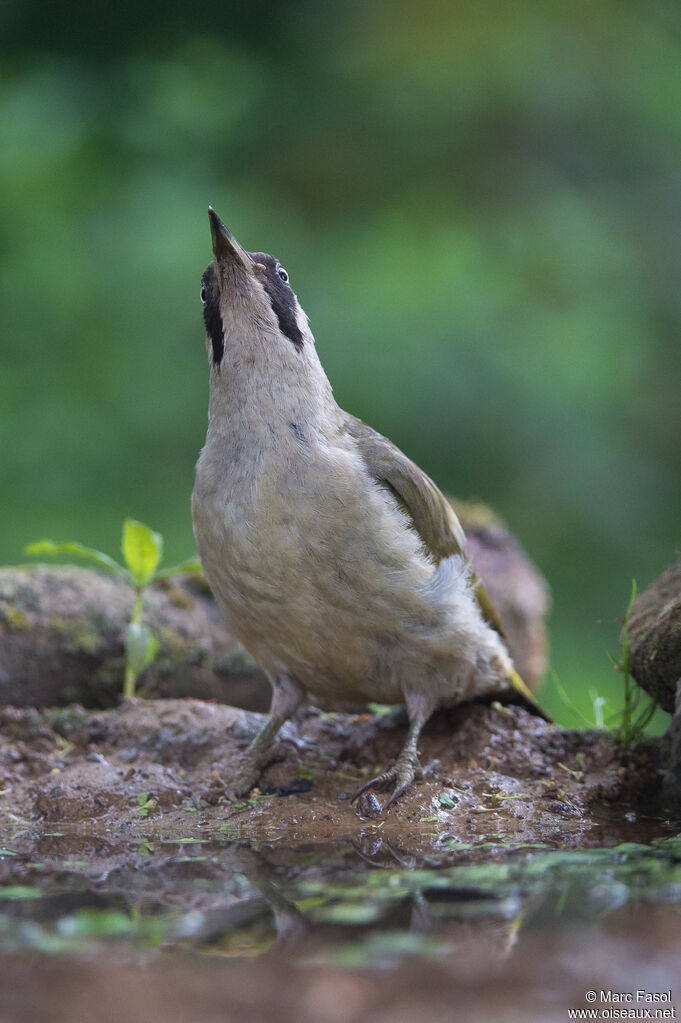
xmin=628 ymin=556 xmax=681 ymax=715
xmin=626 ymin=556 xmax=681 ymax=807
xmin=453 ymin=500 xmax=551 ymax=690
xmin=0 ymin=566 xmax=270 ymax=711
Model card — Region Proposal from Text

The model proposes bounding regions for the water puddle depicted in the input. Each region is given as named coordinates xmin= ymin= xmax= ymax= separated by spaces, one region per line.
xmin=2 ymin=826 xmax=681 ymax=968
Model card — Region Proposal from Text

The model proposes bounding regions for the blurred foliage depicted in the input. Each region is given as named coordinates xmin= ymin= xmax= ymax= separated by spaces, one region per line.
xmin=1 ymin=0 xmax=680 ymax=724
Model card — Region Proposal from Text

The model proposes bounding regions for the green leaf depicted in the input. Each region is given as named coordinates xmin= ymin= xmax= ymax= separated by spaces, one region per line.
xmin=125 ymin=623 xmax=159 ymax=676
xmin=153 ymin=558 xmax=203 ymax=579
xmin=162 ymin=838 xmax=204 ymax=844
xmin=439 ymin=793 xmax=456 ymax=808
xmin=0 ymin=886 xmax=43 ymax=899
xmin=145 ymin=629 xmax=159 ymax=666
xmin=59 ymin=909 xmax=135 ymax=938
xmin=366 ymin=702 xmax=398 ymax=716
xmin=25 ymin=540 xmax=128 ymax=578
xmin=313 ymin=902 xmax=383 ymax=925
xmin=121 ymin=520 xmax=163 ymax=587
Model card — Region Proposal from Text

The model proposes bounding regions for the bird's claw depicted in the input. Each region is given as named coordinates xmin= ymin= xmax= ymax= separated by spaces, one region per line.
xmin=222 ymin=761 xmax=260 ymax=803
xmin=351 ymin=754 xmax=420 ymax=813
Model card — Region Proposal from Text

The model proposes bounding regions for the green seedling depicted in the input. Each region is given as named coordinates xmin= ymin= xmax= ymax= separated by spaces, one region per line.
xmin=135 ymin=792 xmax=158 ymax=818
xmin=550 ymin=670 xmax=602 ymax=729
xmin=366 ymin=702 xmax=398 ymax=717
xmin=481 ymin=791 xmax=528 ymax=805
xmin=608 ymin=580 xmax=658 ymax=749
xmin=26 ymin=519 xmax=201 ymax=697
xmin=552 ymin=582 xmax=658 ymax=747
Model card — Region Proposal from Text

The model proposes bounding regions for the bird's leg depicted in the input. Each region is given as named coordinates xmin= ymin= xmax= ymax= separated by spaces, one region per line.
xmin=352 ymin=707 xmax=429 ymax=812
xmin=228 ymin=671 xmax=305 ymax=798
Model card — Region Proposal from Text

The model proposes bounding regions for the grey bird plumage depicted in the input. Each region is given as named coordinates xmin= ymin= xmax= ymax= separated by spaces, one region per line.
xmin=192 ymin=208 xmax=545 ymax=809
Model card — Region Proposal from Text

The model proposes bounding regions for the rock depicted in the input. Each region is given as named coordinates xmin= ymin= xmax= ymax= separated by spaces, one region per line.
xmin=0 ymin=566 xmax=271 ymax=710
xmin=628 ymin=557 xmax=681 ymax=714
xmin=626 ymin=557 xmax=681 ymax=808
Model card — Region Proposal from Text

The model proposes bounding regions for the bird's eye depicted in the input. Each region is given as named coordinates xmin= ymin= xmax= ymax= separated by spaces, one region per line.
xmin=277 ymin=266 xmax=289 ymax=283
xmin=200 ymin=285 xmax=207 ymax=304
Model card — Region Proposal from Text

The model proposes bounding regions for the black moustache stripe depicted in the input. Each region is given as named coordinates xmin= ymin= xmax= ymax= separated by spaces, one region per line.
xmin=249 ymin=251 xmax=304 ymax=352
xmin=201 ymin=264 xmax=224 ymax=367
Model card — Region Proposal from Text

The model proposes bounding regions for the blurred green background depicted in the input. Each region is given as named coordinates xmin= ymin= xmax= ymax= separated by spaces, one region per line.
xmin=2 ymin=0 xmax=679 ymax=725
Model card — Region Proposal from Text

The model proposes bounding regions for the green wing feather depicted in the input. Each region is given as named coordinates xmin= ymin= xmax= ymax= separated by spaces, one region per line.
xmin=342 ymin=413 xmax=504 ymax=634
xmin=342 ymin=414 xmax=550 ymax=719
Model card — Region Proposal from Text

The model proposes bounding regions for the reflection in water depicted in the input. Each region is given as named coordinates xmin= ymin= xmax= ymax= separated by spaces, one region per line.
xmin=1 ymin=830 xmax=681 ymax=970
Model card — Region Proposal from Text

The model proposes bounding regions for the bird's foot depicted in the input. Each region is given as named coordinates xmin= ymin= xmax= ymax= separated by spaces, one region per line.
xmin=223 ymin=756 xmax=262 ymax=802
xmin=221 ymin=706 xmax=292 ymax=802
xmin=351 ymin=751 xmax=422 ymax=813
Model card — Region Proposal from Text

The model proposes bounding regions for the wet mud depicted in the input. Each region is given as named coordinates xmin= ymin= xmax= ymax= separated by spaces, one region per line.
xmin=0 ymin=698 xmax=663 ymax=845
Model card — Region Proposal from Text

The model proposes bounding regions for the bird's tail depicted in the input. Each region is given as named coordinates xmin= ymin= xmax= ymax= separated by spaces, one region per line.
xmin=426 ymin=554 xmax=552 ymax=722
xmin=505 ymin=666 xmax=552 ymax=721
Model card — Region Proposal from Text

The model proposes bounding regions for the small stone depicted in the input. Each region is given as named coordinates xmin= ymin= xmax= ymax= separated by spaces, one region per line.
xmin=357 ymin=791 xmax=382 ymax=819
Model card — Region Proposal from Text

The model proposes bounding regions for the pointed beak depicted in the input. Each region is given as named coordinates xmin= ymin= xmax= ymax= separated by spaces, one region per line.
xmin=208 ymin=206 xmax=250 ymax=268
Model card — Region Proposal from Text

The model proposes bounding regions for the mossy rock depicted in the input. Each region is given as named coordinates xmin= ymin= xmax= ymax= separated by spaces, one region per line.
xmin=628 ymin=558 xmax=681 ymax=714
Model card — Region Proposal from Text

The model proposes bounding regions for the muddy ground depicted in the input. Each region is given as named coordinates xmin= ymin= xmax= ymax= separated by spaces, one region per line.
xmin=0 ymin=697 xmax=662 ymax=844
xmin=1 ymin=697 xmax=678 ymax=1023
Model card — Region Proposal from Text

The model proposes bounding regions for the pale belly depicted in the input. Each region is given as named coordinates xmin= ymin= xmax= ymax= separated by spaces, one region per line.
xmin=192 ymin=443 xmax=433 ymax=705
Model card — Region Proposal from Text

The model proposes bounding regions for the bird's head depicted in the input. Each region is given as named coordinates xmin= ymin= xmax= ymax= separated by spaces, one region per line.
xmin=200 ymin=207 xmax=309 ymax=372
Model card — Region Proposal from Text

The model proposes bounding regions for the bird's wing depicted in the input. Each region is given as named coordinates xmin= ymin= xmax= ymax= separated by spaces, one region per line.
xmin=342 ymin=413 xmax=549 ymax=718
xmin=342 ymin=413 xmax=504 ymax=634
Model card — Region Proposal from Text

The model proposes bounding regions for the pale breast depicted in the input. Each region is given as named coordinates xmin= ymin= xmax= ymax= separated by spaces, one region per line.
xmin=192 ymin=429 xmax=435 ymax=692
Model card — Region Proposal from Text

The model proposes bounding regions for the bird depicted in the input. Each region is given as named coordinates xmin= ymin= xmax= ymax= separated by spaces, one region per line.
xmin=192 ymin=207 xmax=547 ymax=811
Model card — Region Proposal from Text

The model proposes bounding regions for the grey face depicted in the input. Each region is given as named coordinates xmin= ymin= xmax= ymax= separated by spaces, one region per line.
xmin=201 ymin=214 xmax=304 ymax=368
